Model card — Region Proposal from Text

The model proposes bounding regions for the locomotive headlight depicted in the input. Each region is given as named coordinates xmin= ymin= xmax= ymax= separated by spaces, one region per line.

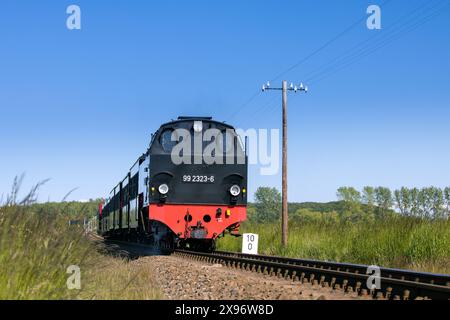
xmin=158 ymin=184 xmax=169 ymax=195
xmin=229 ymin=185 xmax=241 ymax=196
xmin=193 ymin=121 xmax=203 ymax=133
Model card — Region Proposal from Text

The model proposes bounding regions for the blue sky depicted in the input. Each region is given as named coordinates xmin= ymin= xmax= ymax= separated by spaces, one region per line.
xmin=1 ymin=0 xmax=449 ymax=203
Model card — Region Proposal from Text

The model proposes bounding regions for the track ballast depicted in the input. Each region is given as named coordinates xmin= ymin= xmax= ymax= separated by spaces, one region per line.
xmin=174 ymin=249 xmax=450 ymax=300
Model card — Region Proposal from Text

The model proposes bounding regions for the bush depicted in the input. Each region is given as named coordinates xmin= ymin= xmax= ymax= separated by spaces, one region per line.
xmin=291 ymin=209 xmax=339 ymax=225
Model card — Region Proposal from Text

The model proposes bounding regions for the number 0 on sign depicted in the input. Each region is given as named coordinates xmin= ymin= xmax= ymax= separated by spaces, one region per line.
xmin=242 ymin=233 xmax=258 ymax=255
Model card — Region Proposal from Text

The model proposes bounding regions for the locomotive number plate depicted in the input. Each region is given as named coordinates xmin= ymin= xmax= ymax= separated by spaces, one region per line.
xmin=182 ymin=175 xmax=215 ymax=183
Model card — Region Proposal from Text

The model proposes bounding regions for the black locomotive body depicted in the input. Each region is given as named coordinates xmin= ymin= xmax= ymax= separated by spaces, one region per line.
xmin=98 ymin=116 xmax=248 ymax=250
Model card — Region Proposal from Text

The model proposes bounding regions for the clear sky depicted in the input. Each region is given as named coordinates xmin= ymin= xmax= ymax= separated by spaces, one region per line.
xmin=1 ymin=0 xmax=449 ymax=203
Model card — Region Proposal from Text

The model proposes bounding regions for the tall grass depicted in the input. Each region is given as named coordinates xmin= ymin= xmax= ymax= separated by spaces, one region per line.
xmin=0 ymin=179 xmax=162 ymax=299
xmin=217 ymin=217 xmax=450 ymax=274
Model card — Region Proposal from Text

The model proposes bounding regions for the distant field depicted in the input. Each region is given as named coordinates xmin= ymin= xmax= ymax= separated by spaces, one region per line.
xmin=217 ymin=217 xmax=450 ymax=274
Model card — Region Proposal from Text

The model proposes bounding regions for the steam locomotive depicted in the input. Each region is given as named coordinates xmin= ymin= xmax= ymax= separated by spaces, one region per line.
xmin=98 ymin=116 xmax=247 ymax=251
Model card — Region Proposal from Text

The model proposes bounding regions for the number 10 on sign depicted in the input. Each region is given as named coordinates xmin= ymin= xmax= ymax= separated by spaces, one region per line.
xmin=242 ymin=233 xmax=258 ymax=255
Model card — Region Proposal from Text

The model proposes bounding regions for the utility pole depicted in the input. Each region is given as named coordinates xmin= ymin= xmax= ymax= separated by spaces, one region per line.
xmin=262 ymin=80 xmax=308 ymax=247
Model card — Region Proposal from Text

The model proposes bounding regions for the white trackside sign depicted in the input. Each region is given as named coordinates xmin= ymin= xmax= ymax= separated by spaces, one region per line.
xmin=242 ymin=233 xmax=258 ymax=255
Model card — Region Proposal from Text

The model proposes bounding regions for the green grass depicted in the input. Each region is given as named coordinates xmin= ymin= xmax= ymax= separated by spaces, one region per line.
xmin=217 ymin=217 xmax=450 ymax=274
xmin=0 ymin=194 xmax=162 ymax=299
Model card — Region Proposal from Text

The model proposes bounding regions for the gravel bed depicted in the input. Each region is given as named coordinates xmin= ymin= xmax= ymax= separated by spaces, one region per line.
xmin=138 ymin=255 xmax=366 ymax=300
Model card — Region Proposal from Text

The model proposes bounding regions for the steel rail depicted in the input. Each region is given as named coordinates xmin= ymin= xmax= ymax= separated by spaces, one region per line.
xmin=213 ymin=250 xmax=450 ymax=287
xmin=173 ymin=249 xmax=450 ymax=300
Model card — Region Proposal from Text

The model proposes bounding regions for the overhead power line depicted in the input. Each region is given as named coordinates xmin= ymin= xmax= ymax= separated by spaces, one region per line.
xmin=269 ymin=0 xmax=394 ymax=83
xmin=227 ymin=0 xmax=394 ymax=123
xmin=305 ymin=0 xmax=450 ymax=84
xmin=260 ymin=0 xmax=450 ymax=118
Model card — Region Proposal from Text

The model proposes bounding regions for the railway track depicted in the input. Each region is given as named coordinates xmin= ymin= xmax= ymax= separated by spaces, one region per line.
xmin=92 ymin=236 xmax=450 ymax=300
xmin=173 ymin=249 xmax=450 ymax=300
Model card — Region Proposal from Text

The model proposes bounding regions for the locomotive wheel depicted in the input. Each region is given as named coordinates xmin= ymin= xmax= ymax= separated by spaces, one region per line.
xmin=177 ymin=240 xmax=187 ymax=249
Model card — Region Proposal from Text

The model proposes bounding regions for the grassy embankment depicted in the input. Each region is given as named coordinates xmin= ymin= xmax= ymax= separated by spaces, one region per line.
xmin=0 ymin=183 xmax=161 ymax=300
xmin=217 ymin=216 xmax=450 ymax=274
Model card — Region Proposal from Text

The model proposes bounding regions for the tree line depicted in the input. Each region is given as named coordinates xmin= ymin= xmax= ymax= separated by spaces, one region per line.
xmin=250 ymin=186 xmax=450 ymax=223
xmin=337 ymin=186 xmax=450 ymax=219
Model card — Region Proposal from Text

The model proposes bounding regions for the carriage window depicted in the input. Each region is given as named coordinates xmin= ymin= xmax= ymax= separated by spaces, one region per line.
xmin=160 ymin=129 xmax=177 ymax=153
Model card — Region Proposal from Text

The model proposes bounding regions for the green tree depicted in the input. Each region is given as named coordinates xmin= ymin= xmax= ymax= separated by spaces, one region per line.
xmin=394 ymin=187 xmax=412 ymax=216
xmin=417 ymin=188 xmax=427 ymax=218
xmin=336 ymin=187 xmax=363 ymax=221
xmin=419 ymin=187 xmax=436 ymax=219
xmin=374 ymin=187 xmax=393 ymax=218
xmin=336 ymin=187 xmax=361 ymax=203
xmin=362 ymin=186 xmax=375 ymax=217
xmin=362 ymin=186 xmax=375 ymax=205
xmin=394 ymin=189 xmax=403 ymax=215
xmin=253 ymin=187 xmax=281 ymax=223
xmin=444 ymin=187 xmax=450 ymax=218
xmin=401 ymin=187 xmax=412 ymax=216
xmin=430 ymin=187 xmax=444 ymax=219
xmin=410 ymin=187 xmax=420 ymax=217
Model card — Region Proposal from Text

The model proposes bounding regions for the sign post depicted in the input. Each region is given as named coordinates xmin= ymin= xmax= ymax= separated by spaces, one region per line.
xmin=242 ymin=233 xmax=259 ymax=255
